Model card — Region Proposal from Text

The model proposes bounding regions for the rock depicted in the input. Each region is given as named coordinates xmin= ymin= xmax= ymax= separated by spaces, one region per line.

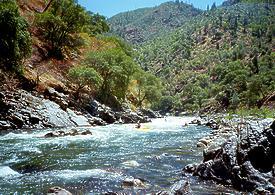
xmin=170 ymin=180 xmax=192 ymax=195
xmin=29 ymin=114 xmax=40 ymax=124
xmin=198 ymin=138 xmax=211 ymax=146
xmin=196 ymin=142 xmax=206 ymax=148
xmin=184 ymin=163 xmax=197 ymax=173
xmin=0 ymin=120 xmax=12 ymax=130
xmin=122 ymin=178 xmax=146 ymax=188
xmin=68 ymin=129 xmax=78 ymax=136
xmin=10 ymin=114 xmax=24 ymax=128
xmin=139 ymin=108 xmax=160 ymax=118
xmin=44 ymin=132 xmax=58 ymax=138
xmin=190 ymin=119 xmax=201 ymax=125
xmin=88 ymin=116 xmax=107 ymax=126
xmin=47 ymin=186 xmax=72 ymax=195
xmin=270 ymin=120 xmax=275 ymax=131
xmin=0 ymin=92 xmax=4 ymax=99
xmin=81 ymin=130 xmax=92 ymax=135
xmin=99 ymin=110 xmax=116 ymax=124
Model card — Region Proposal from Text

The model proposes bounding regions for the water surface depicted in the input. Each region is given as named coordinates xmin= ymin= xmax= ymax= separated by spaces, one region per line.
xmin=0 ymin=117 xmax=234 ymax=194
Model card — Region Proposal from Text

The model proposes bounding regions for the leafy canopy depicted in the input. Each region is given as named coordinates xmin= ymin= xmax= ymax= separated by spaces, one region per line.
xmin=0 ymin=0 xmax=31 ymax=72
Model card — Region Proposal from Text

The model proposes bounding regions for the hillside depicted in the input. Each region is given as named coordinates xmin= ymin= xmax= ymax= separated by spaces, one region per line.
xmin=108 ymin=1 xmax=201 ymax=44
xmin=135 ymin=2 xmax=275 ymax=112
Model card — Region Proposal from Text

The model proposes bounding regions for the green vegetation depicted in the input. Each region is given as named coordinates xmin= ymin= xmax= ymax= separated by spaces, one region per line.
xmin=134 ymin=70 xmax=163 ymax=108
xmin=0 ymin=0 xmax=31 ymax=72
xmin=83 ymin=37 xmax=162 ymax=107
xmin=108 ymin=1 xmax=201 ymax=44
xmin=36 ymin=0 xmax=109 ymax=58
xmin=130 ymin=2 xmax=275 ymax=113
xmin=68 ymin=65 xmax=102 ymax=99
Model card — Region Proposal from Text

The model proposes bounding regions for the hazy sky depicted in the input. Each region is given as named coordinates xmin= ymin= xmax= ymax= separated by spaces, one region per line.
xmin=78 ymin=0 xmax=225 ymax=18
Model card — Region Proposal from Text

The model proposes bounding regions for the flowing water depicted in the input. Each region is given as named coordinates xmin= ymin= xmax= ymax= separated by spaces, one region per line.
xmin=0 ymin=117 xmax=234 ymax=194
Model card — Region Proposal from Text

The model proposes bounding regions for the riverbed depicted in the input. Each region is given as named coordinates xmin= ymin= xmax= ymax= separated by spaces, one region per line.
xmin=0 ymin=117 xmax=235 ymax=194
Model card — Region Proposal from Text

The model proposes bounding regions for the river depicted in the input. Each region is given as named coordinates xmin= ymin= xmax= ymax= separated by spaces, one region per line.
xmin=0 ymin=117 xmax=235 ymax=194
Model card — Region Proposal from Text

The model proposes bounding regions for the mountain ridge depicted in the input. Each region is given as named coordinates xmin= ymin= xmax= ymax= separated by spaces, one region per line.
xmin=108 ymin=1 xmax=202 ymax=44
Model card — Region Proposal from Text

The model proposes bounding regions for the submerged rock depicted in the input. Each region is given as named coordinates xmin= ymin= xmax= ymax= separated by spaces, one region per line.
xmin=47 ymin=186 xmax=72 ymax=195
xmin=122 ymin=178 xmax=146 ymax=188
xmin=44 ymin=129 xmax=92 ymax=138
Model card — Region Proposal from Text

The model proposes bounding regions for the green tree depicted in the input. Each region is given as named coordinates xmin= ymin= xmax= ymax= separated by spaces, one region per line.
xmin=85 ymin=47 xmax=138 ymax=102
xmin=68 ymin=65 xmax=102 ymax=99
xmin=36 ymin=0 xmax=107 ymax=58
xmin=86 ymin=12 xmax=109 ymax=35
xmin=134 ymin=70 xmax=162 ymax=108
xmin=0 ymin=0 xmax=31 ymax=72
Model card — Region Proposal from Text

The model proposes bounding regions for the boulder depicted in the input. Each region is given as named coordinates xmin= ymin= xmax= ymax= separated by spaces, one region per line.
xmin=47 ymin=186 xmax=72 ymax=195
xmin=194 ymin=121 xmax=275 ymax=193
xmin=184 ymin=163 xmax=197 ymax=173
xmin=29 ymin=114 xmax=40 ymax=124
xmin=271 ymin=120 xmax=275 ymax=131
xmin=0 ymin=120 xmax=11 ymax=130
xmin=170 ymin=180 xmax=192 ymax=195
xmin=68 ymin=129 xmax=78 ymax=136
xmin=9 ymin=114 xmax=24 ymax=128
xmin=122 ymin=178 xmax=146 ymax=188
xmin=44 ymin=132 xmax=58 ymax=138
xmin=81 ymin=130 xmax=92 ymax=135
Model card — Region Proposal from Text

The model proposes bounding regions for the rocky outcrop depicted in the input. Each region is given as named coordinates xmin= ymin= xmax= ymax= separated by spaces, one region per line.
xmin=0 ymin=90 xmax=158 ymax=131
xmin=0 ymin=90 xmax=90 ymax=131
xmin=185 ymin=119 xmax=275 ymax=193
xmin=85 ymin=100 xmax=152 ymax=124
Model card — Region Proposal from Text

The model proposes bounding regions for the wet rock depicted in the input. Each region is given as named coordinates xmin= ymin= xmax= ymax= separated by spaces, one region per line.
xmin=99 ymin=110 xmax=116 ymax=124
xmin=122 ymin=178 xmax=146 ymax=188
xmin=194 ymin=119 xmax=275 ymax=192
xmin=47 ymin=186 xmax=72 ymax=195
xmin=88 ymin=116 xmax=107 ymax=126
xmin=184 ymin=163 xmax=197 ymax=173
xmin=0 ymin=120 xmax=11 ymax=130
xmin=196 ymin=142 xmax=206 ymax=148
xmin=190 ymin=119 xmax=201 ymax=125
xmin=44 ymin=132 xmax=59 ymax=138
xmin=138 ymin=108 xmax=161 ymax=118
xmin=170 ymin=180 xmax=192 ymax=195
xmin=10 ymin=114 xmax=24 ymax=128
xmin=29 ymin=114 xmax=40 ymax=124
xmin=271 ymin=120 xmax=275 ymax=131
xmin=0 ymin=92 xmax=4 ymax=99
xmin=68 ymin=129 xmax=78 ymax=136
xmin=81 ymin=130 xmax=92 ymax=135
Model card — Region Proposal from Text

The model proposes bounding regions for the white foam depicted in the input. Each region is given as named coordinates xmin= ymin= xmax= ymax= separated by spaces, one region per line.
xmin=53 ymin=169 xmax=123 ymax=180
xmin=121 ymin=160 xmax=140 ymax=167
xmin=0 ymin=166 xmax=21 ymax=177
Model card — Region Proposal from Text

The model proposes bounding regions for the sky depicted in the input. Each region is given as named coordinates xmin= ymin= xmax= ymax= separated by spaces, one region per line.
xmin=78 ymin=0 xmax=225 ymax=18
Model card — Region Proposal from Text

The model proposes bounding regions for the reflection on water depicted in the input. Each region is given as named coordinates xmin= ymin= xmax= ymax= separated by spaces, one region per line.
xmin=0 ymin=117 xmax=235 ymax=194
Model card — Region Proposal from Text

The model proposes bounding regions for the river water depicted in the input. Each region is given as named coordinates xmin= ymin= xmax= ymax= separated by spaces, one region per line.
xmin=0 ymin=117 xmax=234 ymax=194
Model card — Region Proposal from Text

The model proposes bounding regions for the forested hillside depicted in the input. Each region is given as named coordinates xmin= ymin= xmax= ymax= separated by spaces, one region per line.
xmin=112 ymin=2 xmax=275 ymax=113
xmin=0 ymin=0 xmax=162 ymax=112
xmin=108 ymin=1 xmax=201 ymax=44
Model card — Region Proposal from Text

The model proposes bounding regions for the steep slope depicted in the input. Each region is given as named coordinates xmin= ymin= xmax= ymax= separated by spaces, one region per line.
xmin=136 ymin=2 xmax=275 ymax=111
xmin=108 ymin=1 xmax=201 ymax=44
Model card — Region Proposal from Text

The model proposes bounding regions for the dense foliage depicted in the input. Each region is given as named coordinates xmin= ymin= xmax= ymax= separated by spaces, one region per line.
xmin=132 ymin=2 xmax=275 ymax=112
xmin=36 ymin=0 xmax=109 ymax=58
xmin=0 ymin=0 xmax=31 ymax=72
xmin=68 ymin=65 xmax=102 ymax=99
xmin=77 ymin=37 xmax=163 ymax=107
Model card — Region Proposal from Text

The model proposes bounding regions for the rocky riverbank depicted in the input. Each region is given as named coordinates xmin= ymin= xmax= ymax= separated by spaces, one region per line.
xmin=0 ymin=89 xmax=160 ymax=132
xmin=185 ymin=115 xmax=275 ymax=193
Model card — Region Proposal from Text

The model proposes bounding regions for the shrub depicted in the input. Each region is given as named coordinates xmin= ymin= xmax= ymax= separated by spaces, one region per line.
xmin=0 ymin=0 xmax=31 ymax=72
